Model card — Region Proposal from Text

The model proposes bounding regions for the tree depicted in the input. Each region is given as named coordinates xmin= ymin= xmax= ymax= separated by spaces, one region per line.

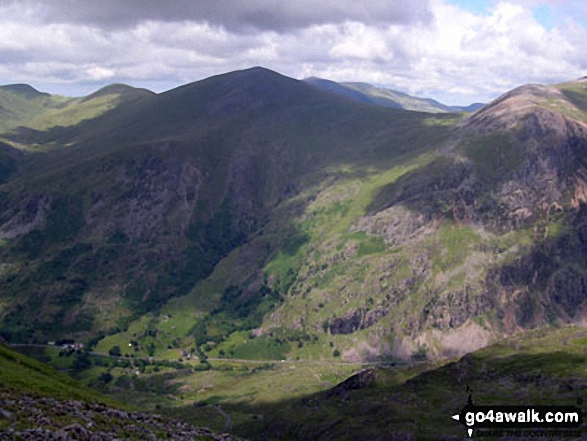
xmin=98 ymin=372 xmax=113 ymax=384
xmin=108 ymin=345 xmax=122 ymax=357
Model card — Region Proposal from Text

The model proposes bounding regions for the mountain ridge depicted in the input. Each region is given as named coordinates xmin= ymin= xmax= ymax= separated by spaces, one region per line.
xmin=304 ymin=76 xmax=485 ymax=113
xmin=0 ymin=67 xmax=586 ymax=361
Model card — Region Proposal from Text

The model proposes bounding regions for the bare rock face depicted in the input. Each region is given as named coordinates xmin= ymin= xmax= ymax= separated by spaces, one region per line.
xmin=0 ymin=193 xmax=51 ymax=239
xmin=86 ymin=147 xmax=202 ymax=243
xmin=329 ymin=306 xmax=389 ymax=335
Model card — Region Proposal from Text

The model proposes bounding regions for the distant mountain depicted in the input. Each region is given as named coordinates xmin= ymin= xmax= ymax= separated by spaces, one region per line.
xmin=0 ymin=83 xmax=49 ymax=99
xmin=2 ymin=67 xmax=587 ymax=440
xmin=0 ymin=66 xmax=586 ymax=364
xmin=304 ymin=76 xmax=484 ymax=113
xmin=303 ymin=77 xmax=403 ymax=108
xmin=453 ymin=102 xmax=484 ymax=112
xmin=81 ymin=83 xmax=155 ymax=101
xmin=0 ymin=81 xmax=152 ymax=133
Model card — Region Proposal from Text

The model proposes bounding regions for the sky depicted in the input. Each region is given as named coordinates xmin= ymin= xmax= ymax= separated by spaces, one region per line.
xmin=0 ymin=0 xmax=586 ymax=105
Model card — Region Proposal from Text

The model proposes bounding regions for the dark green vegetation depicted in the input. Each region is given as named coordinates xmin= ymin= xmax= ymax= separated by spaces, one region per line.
xmin=2 ymin=69 xmax=587 ymax=439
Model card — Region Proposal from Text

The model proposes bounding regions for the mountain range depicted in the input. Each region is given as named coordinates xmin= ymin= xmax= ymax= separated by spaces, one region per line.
xmin=303 ymin=76 xmax=484 ymax=113
xmin=1 ymin=67 xmax=587 ymax=439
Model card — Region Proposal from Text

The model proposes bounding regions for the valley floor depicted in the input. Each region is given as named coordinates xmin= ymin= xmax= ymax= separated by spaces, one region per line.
xmin=9 ymin=325 xmax=587 ymax=440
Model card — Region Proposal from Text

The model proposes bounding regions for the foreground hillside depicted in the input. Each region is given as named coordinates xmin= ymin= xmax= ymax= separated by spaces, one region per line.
xmin=18 ymin=327 xmax=581 ymax=440
xmin=229 ymin=326 xmax=587 ymax=440
xmin=0 ymin=343 xmax=236 ymax=439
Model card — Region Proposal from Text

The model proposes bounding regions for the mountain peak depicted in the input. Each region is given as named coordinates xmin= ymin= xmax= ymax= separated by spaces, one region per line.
xmin=218 ymin=66 xmax=287 ymax=83
xmin=160 ymin=66 xmax=307 ymax=114
xmin=240 ymin=66 xmax=274 ymax=73
xmin=84 ymin=83 xmax=154 ymax=101
xmin=0 ymin=83 xmax=49 ymax=98
xmin=466 ymin=83 xmax=567 ymax=133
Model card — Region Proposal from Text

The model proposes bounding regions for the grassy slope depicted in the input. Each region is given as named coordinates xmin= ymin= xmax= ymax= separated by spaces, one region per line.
xmin=0 ymin=343 xmax=120 ymax=407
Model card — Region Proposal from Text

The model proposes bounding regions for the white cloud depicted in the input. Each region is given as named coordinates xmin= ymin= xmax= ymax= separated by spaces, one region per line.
xmin=329 ymin=22 xmax=391 ymax=61
xmin=0 ymin=0 xmax=585 ymax=105
xmin=85 ymin=66 xmax=116 ymax=80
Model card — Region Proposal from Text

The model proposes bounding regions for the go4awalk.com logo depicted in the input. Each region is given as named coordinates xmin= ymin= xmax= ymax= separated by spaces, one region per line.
xmin=451 ymin=394 xmax=584 ymax=438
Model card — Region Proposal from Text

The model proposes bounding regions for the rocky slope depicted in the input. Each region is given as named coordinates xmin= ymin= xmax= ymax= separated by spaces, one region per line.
xmin=0 ymin=392 xmax=239 ymax=440
xmin=0 ymin=342 xmax=237 ymax=440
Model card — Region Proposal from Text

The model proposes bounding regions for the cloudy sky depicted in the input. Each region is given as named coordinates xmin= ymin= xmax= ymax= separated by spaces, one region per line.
xmin=1 ymin=0 xmax=586 ymax=105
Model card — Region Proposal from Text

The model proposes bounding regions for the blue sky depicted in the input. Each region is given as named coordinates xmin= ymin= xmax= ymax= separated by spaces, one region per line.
xmin=0 ymin=0 xmax=586 ymax=105
xmin=448 ymin=0 xmax=585 ymax=31
xmin=448 ymin=0 xmax=493 ymax=16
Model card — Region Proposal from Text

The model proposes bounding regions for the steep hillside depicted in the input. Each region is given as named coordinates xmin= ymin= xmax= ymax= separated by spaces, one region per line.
xmin=0 ymin=67 xmax=455 ymax=342
xmin=105 ymin=74 xmax=587 ymax=367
